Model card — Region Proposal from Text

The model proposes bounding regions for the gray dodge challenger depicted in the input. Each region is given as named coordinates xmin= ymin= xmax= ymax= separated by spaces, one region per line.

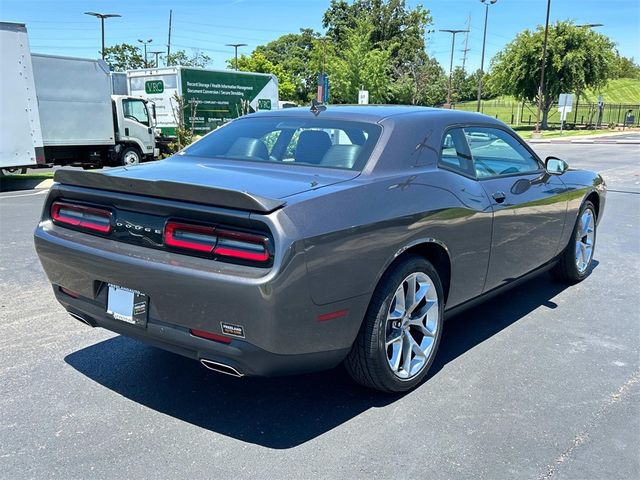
xmin=34 ymin=106 xmax=605 ymax=392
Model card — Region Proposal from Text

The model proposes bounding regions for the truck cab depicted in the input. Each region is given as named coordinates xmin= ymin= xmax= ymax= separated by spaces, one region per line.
xmin=112 ymin=95 xmax=159 ymax=166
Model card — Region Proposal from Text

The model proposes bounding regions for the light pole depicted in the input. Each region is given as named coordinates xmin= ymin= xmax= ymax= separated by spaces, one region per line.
xmin=476 ymin=0 xmax=497 ymax=112
xmin=440 ymin=29 xmax=469 ymax=108
xmin=149 ymin=50 xmax=164 ymax=68
xmin=84 ymin=12 xmax=121 ymax=60
xmin=226 ymin=43 xmax=247 ymax=70
xmin=534 ymin=0 xmax=552 ymax=133
xmin=138 ymin=39 xmax=153 ymax=67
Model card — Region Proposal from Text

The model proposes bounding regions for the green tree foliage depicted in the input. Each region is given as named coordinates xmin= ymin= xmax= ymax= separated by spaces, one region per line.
xmin=227 ymin=51 xmax=297 ymax=100
xmin=490 ymin=21 xmax=616 ymax=128
xmin=254 ymin=28 xmax=319 ymax=102
xmin=103 ymin=43 xmax=145 ymax=71
xmin=322 ymin=0 xmax=431 ymax=73
xmin=166 ymin=50 xmax=211 ymax=68
xmin=610 ymin=55 xmax=640 ymax=79
xmin=324 ymin=19 xmax=391 ymax=103
xmin=390 ymin=55 xmax=447 ymax=105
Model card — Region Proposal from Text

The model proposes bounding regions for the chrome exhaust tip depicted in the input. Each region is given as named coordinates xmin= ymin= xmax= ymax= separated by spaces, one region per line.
xmin=200 ymin=359 xmax=244 ymax=378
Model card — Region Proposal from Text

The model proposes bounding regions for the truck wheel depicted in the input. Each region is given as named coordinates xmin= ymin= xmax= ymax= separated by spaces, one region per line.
xmin=0 ymin=167 xmax=27 ymax=175
xmin=120 ymin=147 xmax=141 ymax=167
xmin=345 ymin=255 xmax=444 ymax=392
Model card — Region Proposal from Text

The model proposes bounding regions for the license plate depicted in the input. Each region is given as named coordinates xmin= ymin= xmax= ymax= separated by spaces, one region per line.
xmin=106 ymin=284 xmax=148 ymax=327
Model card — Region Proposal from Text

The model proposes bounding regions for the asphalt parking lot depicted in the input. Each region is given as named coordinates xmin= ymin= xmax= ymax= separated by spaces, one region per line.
xmin=1 ymin=141 xmax=638 ymax=479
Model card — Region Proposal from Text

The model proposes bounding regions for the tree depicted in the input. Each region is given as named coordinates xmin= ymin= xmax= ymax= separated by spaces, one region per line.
xmin=490 ymin=21 xmax=616 ymax=128
xmin=610 ymin=55 xmax=640 ymax=79
xmin=323 ymin=0 xmax=432 ymax=73
xmin=166 ymin=49 xmax=211 ymax=68
xmin=324 ymin=19 xmax=391 ymax=103
xmin=227 ymin=51 xmax=297 ymax=100
xmin=103 ymin=43 xmax=145 ymax=71
xmin=390 ymin=55 xmax=447 ymax=106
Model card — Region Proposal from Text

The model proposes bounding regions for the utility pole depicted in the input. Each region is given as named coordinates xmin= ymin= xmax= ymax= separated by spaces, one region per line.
xmin=149 ymin=50 xmax=164 ymax=68
xmin=440 ymin=29 xmax=469 ymax=108
xmin=226 ymin=43 xmax=247 ymax=70
xmin=84 ymin=12 xmax=121 ymax=60
xmin=534 ymin=0 xmax=552 ymax=133
xmin=461 ymin=14 xmax=471 ymax=72
xmin=138 ymin=39 xmax=153 ymax=67
xmin=167 ymin=9 xmax=172 ymax=65
xmin=476 ymin=0 xmax=497 ymax=112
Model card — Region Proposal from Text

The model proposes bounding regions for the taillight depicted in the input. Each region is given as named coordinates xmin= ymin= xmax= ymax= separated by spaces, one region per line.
xmin=163 ymin=220 xmax=271 ymax=265
xmin=51 ymin=201 xmax=112 ymax=234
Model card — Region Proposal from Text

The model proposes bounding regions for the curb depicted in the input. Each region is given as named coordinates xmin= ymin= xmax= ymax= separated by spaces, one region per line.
xmin=528 ymin=139 xmax=640 ymax=145
xmin=0 ymin=177 xmax=54 ymax=193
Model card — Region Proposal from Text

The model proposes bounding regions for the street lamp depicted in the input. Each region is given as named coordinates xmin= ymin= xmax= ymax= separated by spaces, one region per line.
xmin=138 ymin=39 xmax=153 ymax=67
xmin=84 ymin=12 xmax=121 ymax=60
xmin=149 ymin=50 xmax=164 ymax=68
xmin=226 ymin=43 xmax=247 ymax=70
xmin=534 ymin=0 xmax=552 ymax=133
xmin=476 ymin=0 xmax=498 ymax=112
xmin=440 ymin=29 xmax=469 ymax=108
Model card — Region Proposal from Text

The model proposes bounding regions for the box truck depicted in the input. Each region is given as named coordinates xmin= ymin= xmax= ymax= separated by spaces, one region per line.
xmin=126 ymin=66 xmax=279 ymax=137
xmin=0 ymin=21 xmax=159 ymax=172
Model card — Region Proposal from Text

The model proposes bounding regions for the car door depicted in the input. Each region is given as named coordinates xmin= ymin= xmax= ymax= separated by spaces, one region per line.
xmin=464 ymin=126 xmax=569 ymax=291
xmin=121 ymin=98 xmax=154 ymax=155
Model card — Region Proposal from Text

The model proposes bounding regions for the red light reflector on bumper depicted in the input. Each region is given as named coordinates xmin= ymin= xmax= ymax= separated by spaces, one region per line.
xmin=51 ymin=201 xmax=112 ymax=233
xmin=190 ymin=329 xmax=232 ymax=344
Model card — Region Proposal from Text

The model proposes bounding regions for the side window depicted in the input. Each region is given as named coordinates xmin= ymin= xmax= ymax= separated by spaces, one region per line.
xmin=439 ymin=128 xmax=475 ymax=177
xmin=464 ymin=127 xmax=540 ymax=178
xmin=122 ymin=99 xmax=149 ymax=126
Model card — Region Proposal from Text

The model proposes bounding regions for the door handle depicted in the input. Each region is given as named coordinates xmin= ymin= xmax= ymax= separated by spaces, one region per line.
xmin=492 ymin=191 xmax=506 ymax=203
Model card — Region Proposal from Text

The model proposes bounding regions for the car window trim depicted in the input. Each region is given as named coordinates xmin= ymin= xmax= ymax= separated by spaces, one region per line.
xmin=442 ymin=122 xmax=545 ymax=180
xmin=437 ymin=126 xmax=478 ymax=180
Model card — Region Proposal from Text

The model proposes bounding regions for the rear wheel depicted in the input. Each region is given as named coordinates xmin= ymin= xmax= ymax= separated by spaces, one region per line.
xmin=345 ymin=255 xmax=444 ymax=392
xmin=552 ymin=200 xmax=597 ymax=283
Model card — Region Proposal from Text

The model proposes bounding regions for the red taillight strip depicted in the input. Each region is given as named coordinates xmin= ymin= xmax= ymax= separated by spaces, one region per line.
xmin=51 ymin=201 xmax=112 ymax=234
xmin=214 ymin=229 xmax=270 ymax=262
xmin=190 ymin=329 xmax=232 ymax=344
xmin=164 ymin=222 xmax=217 ymax=253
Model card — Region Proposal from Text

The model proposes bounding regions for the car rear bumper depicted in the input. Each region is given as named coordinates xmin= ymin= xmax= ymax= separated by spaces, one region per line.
xmin=34 ymin=222 xmax=370 ymax=375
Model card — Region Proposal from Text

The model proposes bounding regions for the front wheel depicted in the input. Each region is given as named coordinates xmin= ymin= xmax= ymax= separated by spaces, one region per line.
xmin=552 ymin=200 xmax=597 ymax=283
xmin=345 ymin=255 xmax=444 ymax=392
xmin=120 ymin=147 xmax=141 ymax=167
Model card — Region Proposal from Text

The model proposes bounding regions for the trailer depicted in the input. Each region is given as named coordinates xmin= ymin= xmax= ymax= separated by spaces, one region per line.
xmin=0 ymin=22 xmax=44 ymax=174
xmin=126 ymin=66 xmax=279 ymax=136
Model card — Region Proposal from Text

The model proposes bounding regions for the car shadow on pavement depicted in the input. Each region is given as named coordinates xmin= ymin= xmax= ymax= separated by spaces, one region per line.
xmin=65 ymin=269 xmax=583 ymax=449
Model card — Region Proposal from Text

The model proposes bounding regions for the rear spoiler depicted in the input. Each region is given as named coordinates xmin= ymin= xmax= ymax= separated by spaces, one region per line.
xmin=53 ymin=169 xmax=285 ymax=214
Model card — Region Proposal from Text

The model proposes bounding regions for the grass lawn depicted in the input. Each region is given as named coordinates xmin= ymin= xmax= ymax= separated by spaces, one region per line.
xmin=512 ymin=126 xmax=620 ymax=140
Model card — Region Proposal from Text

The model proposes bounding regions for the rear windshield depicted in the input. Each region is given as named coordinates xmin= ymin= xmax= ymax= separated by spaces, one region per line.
xmin=181 ymin=117 xmax=382 ymax=171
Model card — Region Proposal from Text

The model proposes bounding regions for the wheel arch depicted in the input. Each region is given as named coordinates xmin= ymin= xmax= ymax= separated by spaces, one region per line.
xmin=380 ymin=239 xmax=452 ymax=305
xmin=585 ymin=191 xmax=600 ymax=218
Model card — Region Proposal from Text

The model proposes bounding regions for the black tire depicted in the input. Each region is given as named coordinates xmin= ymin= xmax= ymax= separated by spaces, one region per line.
xmin=552 ymin=200 xmax=597 ymax=283
xmin=0 ymin=167 xmax=27 ymax=175
xmin=120 ymin=146 xmax=141 ymax=167
xmin=345 ymin=255 xmax=444 ymax=393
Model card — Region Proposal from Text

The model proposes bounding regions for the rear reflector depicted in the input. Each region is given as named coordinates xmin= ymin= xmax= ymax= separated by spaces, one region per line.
xmin=317 ymin=309 xmax=349 ymax=322
xmin=51 ymin=201 xmax=112 ymax=234
xmin=163 ymin=220 xmax=270 ymax=264
xmin=190 ymin=329 xmax=232 ymax=344
xmin=59 ymin=286 xmax=80 ymax=298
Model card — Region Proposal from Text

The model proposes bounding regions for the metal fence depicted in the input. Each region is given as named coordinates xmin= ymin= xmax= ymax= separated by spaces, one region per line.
xmin=452 ymin=99 xmax=640 ymax=128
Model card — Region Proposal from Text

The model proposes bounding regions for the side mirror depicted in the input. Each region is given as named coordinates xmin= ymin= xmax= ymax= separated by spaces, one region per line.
xmin=545 ymin=156 xmax=568 ymax=175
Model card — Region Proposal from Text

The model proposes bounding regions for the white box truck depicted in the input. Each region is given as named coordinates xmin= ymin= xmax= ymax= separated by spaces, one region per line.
xmin=126 ymin=66 xmax=279 ymax=137
xmin=0 ymin=21 xmax=159 ymax=171
xmin=0 ymin=22 xmax=44 ymax=174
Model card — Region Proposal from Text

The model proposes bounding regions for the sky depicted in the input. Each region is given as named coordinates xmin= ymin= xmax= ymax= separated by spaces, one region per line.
xmin=1 ymin=0 xmax=639 ymax=74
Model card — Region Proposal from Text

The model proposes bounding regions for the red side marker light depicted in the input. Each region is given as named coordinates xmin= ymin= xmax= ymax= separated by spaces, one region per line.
xmin=317 ymin=309 xmax=349 ymax=322
xmin=190 ymin=329 xmax=232 ymax=344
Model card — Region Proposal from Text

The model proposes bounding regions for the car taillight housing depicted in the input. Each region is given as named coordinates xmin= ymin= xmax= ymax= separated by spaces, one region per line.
xmin=51 ymin=201 xmax=112 ymax=234
xmin=164 ymin=220 xmax=272 ymax=265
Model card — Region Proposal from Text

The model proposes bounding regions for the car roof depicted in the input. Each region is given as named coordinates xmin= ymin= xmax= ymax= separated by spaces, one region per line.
xmin=250 ymin=104 xmax=503 ymax=125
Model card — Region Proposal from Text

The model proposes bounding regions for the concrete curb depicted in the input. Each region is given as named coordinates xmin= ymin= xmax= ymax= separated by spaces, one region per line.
xmin=0 ymin=177 xmax=54 ymax=193
xmin=528 ymin=139 xmax=640 ymax=144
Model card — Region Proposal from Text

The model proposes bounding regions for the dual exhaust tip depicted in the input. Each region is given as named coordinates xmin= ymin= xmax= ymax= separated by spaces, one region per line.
xmin=200 ymin=359 xmax=244 ymax=378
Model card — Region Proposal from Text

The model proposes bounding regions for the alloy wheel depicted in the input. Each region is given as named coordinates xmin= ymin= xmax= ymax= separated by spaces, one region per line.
xmin=575 ymin=208 xmax=595 ymax=274
xmin=385 ymin=272 xmax=440 ymax=379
